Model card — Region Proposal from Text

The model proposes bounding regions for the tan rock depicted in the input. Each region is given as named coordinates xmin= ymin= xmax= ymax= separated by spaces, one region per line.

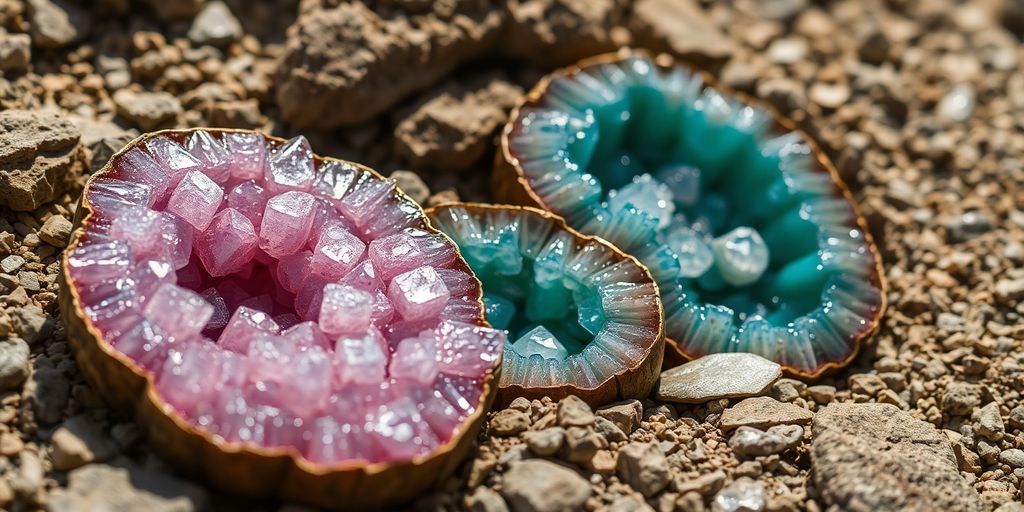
xmin=0 ymin=110 xmax=83 ymax=212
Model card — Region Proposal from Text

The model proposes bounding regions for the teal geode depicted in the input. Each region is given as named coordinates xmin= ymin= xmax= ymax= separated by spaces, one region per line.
xmin=427 ymin=203 xmax=664 ymax=406
xmin=496 ymin=50 xmax=885 ymax=378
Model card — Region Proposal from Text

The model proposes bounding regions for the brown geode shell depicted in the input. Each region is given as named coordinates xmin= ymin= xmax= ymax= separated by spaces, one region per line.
xmin=58 ymin=128 xmax=499 ymax=509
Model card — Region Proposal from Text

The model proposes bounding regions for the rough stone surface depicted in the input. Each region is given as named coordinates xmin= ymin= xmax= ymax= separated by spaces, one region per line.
xmin=719 ymin=397 xmax=813 ymax=431
xmin=0 ymin=33 xmax=31 ymax=71
xmin=812 ymin=403 xmax=984 ymax=512
xmin=491 ymin=409 xmax=531 ymax=436
xmin=0 ymin=110 xmax=83 ymax=211
xmin=630 ymin=0 xmax=735 ymax=70
xmin=112 ymin=90 xmax=182 ymax=130
xmin=38 ymin=215 xmax=72 ymax=248
xmin=616 ymin=442 xmax=670 ymax=497
xmin=556 ymin=395 xmax=595 ymax=427
xmin=26 ymin=0 xmax=92 ymax=48
xmin=500 ymin=459 xmax=590 ymax=512
xmin=595 ymin=399 xmax=642 ymax=434
xmin=655 ymin=353 xmax=782 ymax=403
xmin=499 ymin=0 xmax=626 ymax=66
xmin=48 ymin=460 xmax=209 ymax=512
xmin=0 ymin=337 xmax=30 ymax=391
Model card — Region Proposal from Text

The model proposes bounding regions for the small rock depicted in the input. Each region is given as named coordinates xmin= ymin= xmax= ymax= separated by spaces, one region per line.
xmin=0 ymin=337 xmax=30 ymax=391
xmin=48 ymin=460 xmax=209 ymax=512
xmin=0 ymin=33 xmax=31 ymax=72
xmin=937 ymin=84 xmax=976 ymax=123
xmin=616 ymin=442 xmax=671 ymax=497
xmin=563 ymin=426 xmax=606 ymax=464
xmin=719 ymin=397 xmax=813 ymax=431
xmin=1 ymin=254 xmax=25 ymax=273
xmin=390 ymin=170 xmax=430 ymax=204
xmin=858 ymin=28 xmax=890 ymax=65
xmin=806 ymin=385 xmax=836 ymax=403
xmin=593 ymin=416 xmax=627 ymax=443
xmin=11 ymin=451 xmax=44 ymax=499
xmin=630 ymin=0 xmax=735 ymax=70
xmin=767 ymin=37 xmax=808 ymax=64
xmin=728 ymin=425 xmax=803 ymax=457
xmin=1008 ymin=405 xmax=1024 ymax=429
xmin=556 ymin=395 xmax=595 ymax=427
xmin=491 ymin=409 xmax=531 ymax=436
xmin=941 ymin=382 xmax=982 ymax=416
xmin=675 ymin=470 xmax=726 ymax=496
xmin=11 ymin=305 xmax=53 ymax=344
xmin=51 ymin=415 xmax=118 ymax=471
xmin=500 ymin=459 xmax=590 ymax=512
xmin=26 ymin=0 xmax=91 ymax=48
xmin=999 ymin=449 xmax=1024 ymax=468
xmin=809 ymin=82 xmax=851 ymax=109
xmin=812 ymin=403 xmax=983 ymax=511
xmin=595 ymin=399 xmax=642 ymax=434
xmin=712 ymin=477 xmax=765 ymax=512
xmin=975 ymin=402 xmax=1004 ymax=440
xmin=468 ymin=487 xmax=509 ymax=512
xmin=848 ymin=373 xmax=886 ymax=397
xmin=655 ymin=353 xmax=781 ymax=403
xmin=69 ymin=116 xmax=137 ymax=172
xmin=113 ymin=90 xmax=182 ymax=130
xmin=769 ymin=379 xmax=804 ymax=402
xmin=38 ymin=215 xmax=72 ymax=248
xmin=994 ymin=278 xmax=1024 ymax=303
xmin=0 ymin=110 xmax=84 ymax=211
xmin=187 ymin=1 xmax=241 ymax=47
xmin=523 ymin=427 xmax=565 ymax=456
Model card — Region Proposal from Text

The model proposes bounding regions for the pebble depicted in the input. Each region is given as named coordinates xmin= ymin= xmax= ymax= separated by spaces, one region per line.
xmin=556 ymin=395 xmax=595 ymax=427
xmin=563 ymin=426 xmax=606 ymax=464
xmin=48 ymin=461 xmax=210 ymax=512
xmin=719 ymin=397 xmax=813 ymax=431
xmin=616 ymin=442 xmax=671 ymax=497
xmin=39 ymin=215 xmax=72 ymax=248
xmin=500 ymin=460 xmax=590 ymax=512
xmin=390 ymin=170 xmax=431 ymax=204
xmin=51 ymin=415 xmax=118 ymax=471
xmin=1 ymin=255 xmax=25 ymax=273
xmin=994 ymin=278 xmax=1024 ymax=303
xmin=467 ymin=487 xmax=509 ymax=512
xmin=975 ymin=402 xmax=1004 ymax=440
xmin=767 ymin=37 xmax=808 ymax=64
xmin=112 ymin=90 xmax=182 ymax=130
xmin=809 ymin=82 xmax=851 ymax=109
xmin=999 ymin=449 xmax=1024 ymax=468
xmin=26 ymin=0 xmax=92 ymax=48
xmin=847 ymin=373 xmax=886 ymax=397
xmin=490 ymin=409 xmax=531 ymax=436
xmin=675 ymin=469 xmax=727 ymax=496
xmin=728 ymin=425 xmax=804 ymax=457
xmin=0 ymin=337 xmax=30 ymax=391
xmin=655 ymin=353 xmax=781 ymax=403
xmin=595 ymin=399 xmax=642 ymax=434
xmin=941 ymin=382 xmax=982 ymax=416
xmin=712 ymin=477 xmax=765 ymax=512
xmin=593 ymin=416 xmax=627 ymax=443
xmin=806 ymin=385 xmax=836 ymax=403
xmin=11 ymin=305 xmax=53 ymax=344
xmin=937 ymin=84 xmax=976 ymax=123
xmin=0 ymin=33 xmax=31 ymax=72
xmin=187 ymin=1 xmax=242 ymax=47
xmin=523 ymin=427 xmax=564 ymax=456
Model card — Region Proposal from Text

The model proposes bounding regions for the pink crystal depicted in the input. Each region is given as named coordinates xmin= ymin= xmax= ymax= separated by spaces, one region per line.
xmin=158 ymin=341 xmax=222 ymax=414
xmin=311 ymin=224 xmax=365 ymax=281
xmin=226 ymin=180 xmax=268 ymax=229
xmin=224 ymin=132 xmax=266 ymax=180
xmin=340 ymin=260 xmax=383 ymax=292
xmin=166 ymin=171 xmax=224 ymax=231
xmin=112 ymin=318 xmax=173 ymax=372
xmin=368 ymin=233 xmax=425 ymax=282
xmin=366 ymin=395 xmax=439 ymax=460
xmin=247 ymin=335 xmax=331 ymax=418
xmin=89 ymin=178 xmax=155 ymax=208
xmin=281 ymin=321 xmax=331 ymax=351
xmin=145 ymin=135 xmax=203 ymax=188
xmin=219 ymin=306 xmax=280 ymax=354
xmin=265 ymin=136 xmax=315 ymax=194
xmin=114 ymin=147 xmax=173 ymax=202
xmin=319 ymin=283 xmax=373 ymax=336
xmin=333 ymin=327 xmax=387 ymax=386
xmin=143 ymin=283 xmax=214 ymax=340
xmin=275 ymin=250 xmax=313 ymax=293
xmin=186 ymin=130 xmax=232 ymax=183
xmin=390 ymin=333 xmax=440 ymax=385
xmin=259 ymin=191 xmax=316 ymax=258
xmin=200 ymin=287 xmax=230 ymax=331
xmin=195 ymin=208 xmax=258 ymax=277
xmin=68 ymin=240 xmax=133 ymax=285
xmin=435 ymin=321 xmax=505 ymax=378
xmin=387 ymin=266 xmax=450 ymax=322
xmin=339 ymin=175 xmax=395 ymax=228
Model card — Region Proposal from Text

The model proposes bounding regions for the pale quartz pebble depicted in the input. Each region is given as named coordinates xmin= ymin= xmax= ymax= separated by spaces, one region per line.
xmin=938 ymin=83 xmax=976 ymax=123
xmin=265 ymin=135 xmax=315 ymax=194
xmin=368 ymin=232 xmax=425 ymax=282
xmin=258 ymin=191 xmax=316 ymax=258
xmin=711 ymin=227 xmax=769 ymax=287
xmin=145 ymin=135 xmax=203 ymax=187
xmin=387 ymin=265 xmax=450 ymax=322
xmin=218 ymin=306 xmax=280 ymax=354
xmin=311 ymin=224 xmax=365 ymax=281
xmin=186 ymin=130 xmax=232 ymax=183
xmin=194 ymin=208 xmax=258 ymax=277
xmin=143 ymin=283 xmax=214 ymax=341
xmin=226 ymin=180 xmax=269 ymax=229
xmin=319 ymin=283 xmax=374 ymax=336
xmin=166 ymin=170 xmax=224 ymax=231
xmin=334 ymin=327 xmax=388 ymax=385
xmin=224 ymin=132 xmax=266 ymax=180
xmin=115 ymin=147 xmax=173 ymax=202
xmin=654 ymin=353 xmax=782 ymax=403
xmin=67 ymin=240 xmax=133 ymax=285
xmin=390 ymin=333 xmax=440 ymax=385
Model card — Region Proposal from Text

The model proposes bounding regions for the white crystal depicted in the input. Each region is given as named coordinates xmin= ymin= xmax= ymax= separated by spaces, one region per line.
xmin=711 ymin=226 xmax=769 ymax=287
xmin=512 ymin=326 xmax=568 ymax=360
xmin=665 ymin=226 xmax=714 ymax=278
xmin=607 ymin=174 xmax=675 ymax=229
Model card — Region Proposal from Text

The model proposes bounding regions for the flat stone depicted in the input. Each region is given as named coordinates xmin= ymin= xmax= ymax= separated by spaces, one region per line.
xmin=630 ymin=0 xmax=735 ymax=70
xmin=51 ymin=415 xmax=118 ymax=471
xmin=39 ymin=215 xmax=73 ymax=248
xmin=616 ymin=442 xmax=671 ymax=497
xmin=49 ymin=459 xmax=209 ymax=512
xmin=0 ymin=33 xmax=31 ymax=71
xmin=1 ymin=255 xmax=25 ymax=273
xmin=113 ymin=90 xmax=182 ymax=130
xmin=26 ymin=0 xmax=92 ymax=48
xmin=500 ymin=459 xmax=590 ymax=512
xmin=719 ymin=397 xmax=813 ymax=431
xmin=655 ymin=353 xmax=782 ymax=403
xmin=0 ymin=110 xmax=84 ymax=212
xmin=0 ymin=337 xmax=30 ymax=391
xmin=11 ymin=304 xmax=54 ymax=344
xmin=812 ymin=403 xmax=984 ymax=512
xmin=596 ymin=399 xmax=643 ymax=434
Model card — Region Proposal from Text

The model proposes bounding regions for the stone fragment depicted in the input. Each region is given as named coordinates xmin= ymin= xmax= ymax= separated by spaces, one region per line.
xmin=812 ymin=403 xmax=984 ymax=512
xmin=49 ymin=460 xmax=209 ymax=512
xmin=593 ymin=416 xmax=627 ymax=443
xmin=999 ymin=449 xmax=1024 ymax=468
xmin=491 ymin=409 xmax=531 ymax=436
xmin=975 ymin=402 xmax=1004 ymax=440
xmin=0 ymin=32 xmax=31 ymax=71
xmin=0 ymin=337 xmax=30 ymax=391
xmin=39 ymin=215 xmax=72 ymax=247
xmin=524 ymin=427 xmax=564 ymax=456
xmin=655 ymin=353 xmax=782 ymax=403
xmin=276 ymin=2 xmax=503 ymax=128
xmin=675 ymin=469 xmax=726 ymax=496
xmin=616 ymin=442 xmax=671 ymax=497
xmin=941 ymin=382 xmax=982 ymax=416
xmin=0 ymin=110 xmax=84 ymax=211
xmin=630 ymin=0 xmax=735 ymax=70
xmin=51 ymin=415 xmax=118 ymax=471
xmin=394 ymin=76 xmax=522 ymax=172
xmin=187 ymin=1 xmax=241 ymax=47
xmin=728 ymin=425 xmax=803 ymax=457
xmin=27 ymin=0 xmax=91 ymax=48
xmin=389 ymin=171 xmax=430 ymax=204
xmin=557 ymin=395 xmax=595 ymax=427
xmin=719 ymin=397 xmax=813 ymax=431
xmin=596 ymin=399 xmax=642 ymax=434
xmin=848 ymin=373 xmax=886 ymax=397
xmin=113 ymin=90 xmax=182 ymax=130
xmin=500 ymin=0 xmax=625 ymax=66
xmin=500 ymin=459 xmax=590 ymax=512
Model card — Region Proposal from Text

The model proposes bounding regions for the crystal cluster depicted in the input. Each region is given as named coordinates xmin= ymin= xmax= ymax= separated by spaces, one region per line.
xmin=429 ymin=205 xmax=661 ymax=392
xmin=67 ymin=130 xmax=504 ymax=465
xmin=504 ymin=53 xmax=883 ymax=375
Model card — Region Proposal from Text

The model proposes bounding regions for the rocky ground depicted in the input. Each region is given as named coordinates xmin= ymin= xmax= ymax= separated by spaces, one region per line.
xmin=0 ymin=0 xmax=1023 ymax=510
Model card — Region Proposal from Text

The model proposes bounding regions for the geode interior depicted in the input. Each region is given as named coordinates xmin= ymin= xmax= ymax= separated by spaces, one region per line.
xmin=65 ymin=130 xmax=504 ymax=465
xmin=428 ymin=204 xmax=662 ymax=403
xmin=502 ymin=52 xmax=884 ymax=376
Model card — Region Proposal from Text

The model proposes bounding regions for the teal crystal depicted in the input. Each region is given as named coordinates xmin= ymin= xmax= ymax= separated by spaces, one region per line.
xmin=430 ymin=205 xmax=662 ymax=391
xmin=504 ymin=53 xmax=884 ymax=376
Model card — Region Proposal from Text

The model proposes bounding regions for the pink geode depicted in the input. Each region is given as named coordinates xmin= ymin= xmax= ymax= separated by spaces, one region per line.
xmin=65 ymin=129 xmax=503 ymax=467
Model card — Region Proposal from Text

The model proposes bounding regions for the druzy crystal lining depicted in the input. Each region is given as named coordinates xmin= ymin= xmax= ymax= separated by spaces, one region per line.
xmin=428 ymin=204 xmax=663 ymax=403
xmin=501 ymin=52 xmax=884 ymax=376
xmin=65 ymin=130 xmax=504 ymax=466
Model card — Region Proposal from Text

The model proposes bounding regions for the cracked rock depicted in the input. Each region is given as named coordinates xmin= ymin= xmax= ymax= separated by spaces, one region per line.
xmin=0 ymin=110 xmax=84 ymax=212
xmin=499 ymin=0 xmax=627 ymax=67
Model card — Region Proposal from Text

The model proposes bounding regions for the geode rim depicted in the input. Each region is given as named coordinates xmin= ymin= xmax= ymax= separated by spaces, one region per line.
xmin=58 ymin=128 xmax=500 ymax=509
xmin=495 ymin=49 xmax=887 ymax=379
xmin=427 ymin=202 xmax=665 ymax=406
